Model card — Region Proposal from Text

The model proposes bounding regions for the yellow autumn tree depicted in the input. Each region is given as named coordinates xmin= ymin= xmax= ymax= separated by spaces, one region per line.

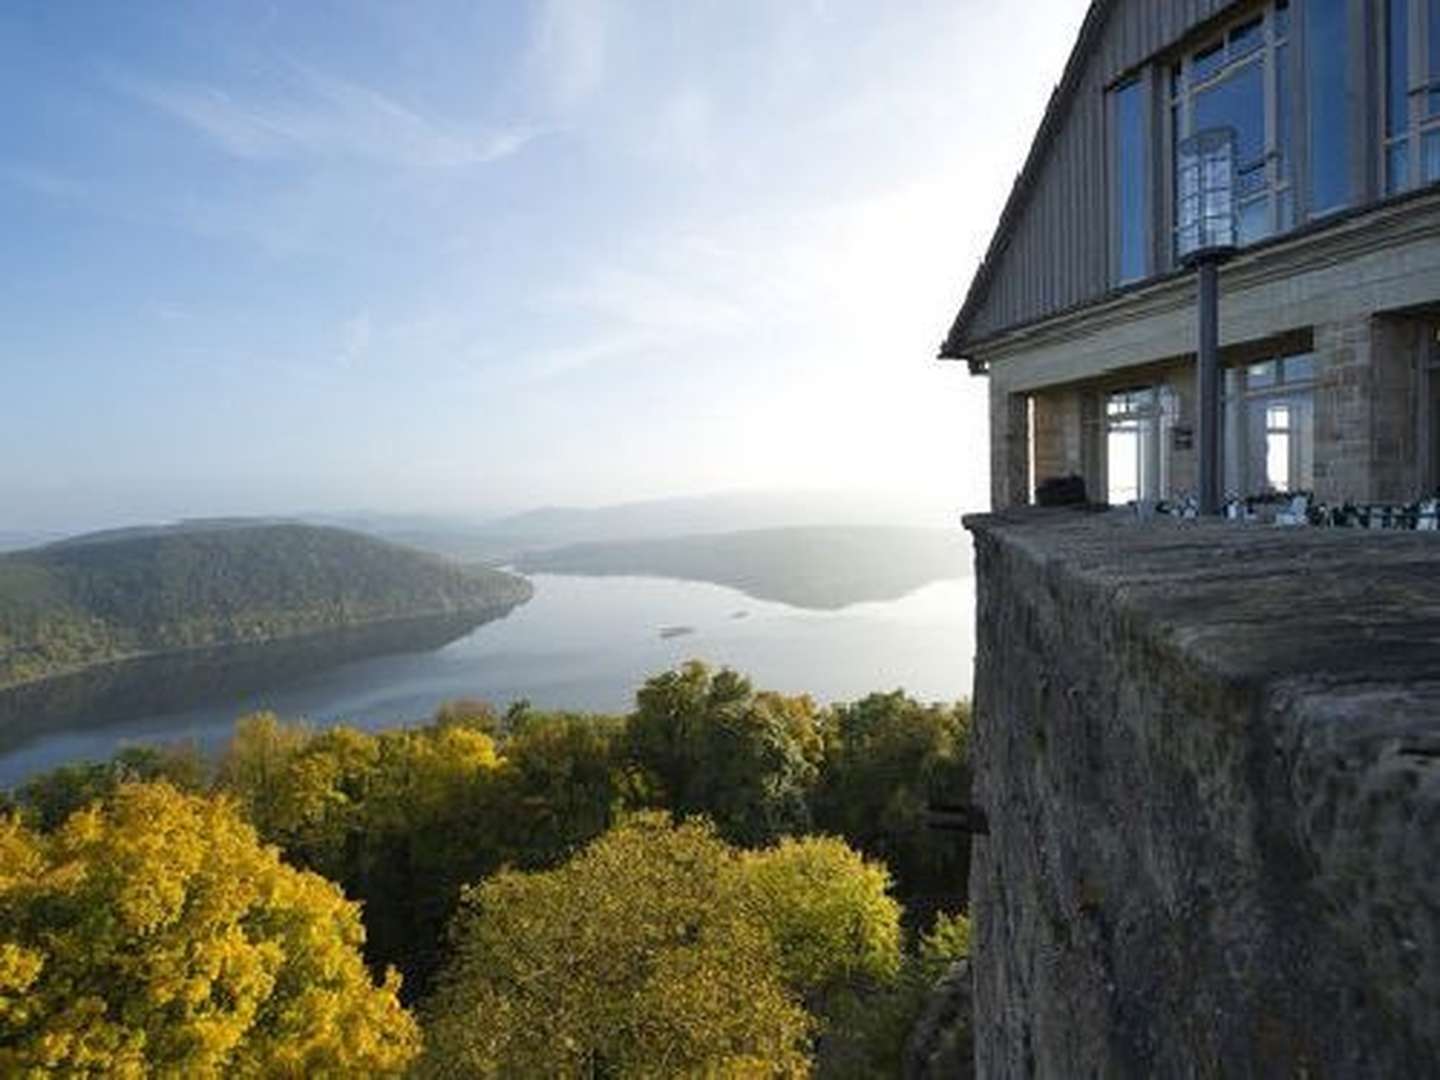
xmin=419 ymin=812 xmax=813 ymax=1078
xmin=735 ymin=835 xmax=902 ymax=1002
xmin=0 ymin=781 xmax=419 ymax=1077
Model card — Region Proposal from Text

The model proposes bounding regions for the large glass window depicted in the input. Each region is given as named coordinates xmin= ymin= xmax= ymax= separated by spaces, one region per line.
xmin=1386 ymin=0 xmax=1411 ymax=193
xmin=1105 ymin=387 xmax=1174 ymax=503
xmin=1307 ymin=0 xmax=1352 ymax=212
xmin=1113 ymin=79 xmax=1148 ymax=284
xmin=1223 ymin=353 xmax=1316 ymax=496
xmin=1384 ymin=0 xmax=1440 ymax=192
xmin=1170 ymin=4 xmax=1292 ymax=253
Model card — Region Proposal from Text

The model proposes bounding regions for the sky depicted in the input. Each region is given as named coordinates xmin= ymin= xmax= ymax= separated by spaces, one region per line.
xmin=1 ymin=1 xmax=1087 ymax=531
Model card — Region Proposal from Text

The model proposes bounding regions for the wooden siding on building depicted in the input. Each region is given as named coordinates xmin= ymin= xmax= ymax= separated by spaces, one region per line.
xmin=958 ymin=0 xmax=1235 ymax=348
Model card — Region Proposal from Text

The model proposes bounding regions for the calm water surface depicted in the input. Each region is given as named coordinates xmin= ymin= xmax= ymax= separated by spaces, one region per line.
xmin=0 ymin=573 xmax=974 ymax=788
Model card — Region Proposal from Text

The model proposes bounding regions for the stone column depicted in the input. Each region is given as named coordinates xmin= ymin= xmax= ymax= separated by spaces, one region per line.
xmin=1313 ymin=315 xmax=1421 ymax=503
xmin=989 ymin=378 xmax=1030 ymax=509
xmin=1370 ymin=316 xmax=1422 ymax=501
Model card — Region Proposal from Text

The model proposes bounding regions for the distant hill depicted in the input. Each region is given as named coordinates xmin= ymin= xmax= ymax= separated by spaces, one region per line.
xmin=308 ymin=491 xmax=956 ymax=562
xmin=0 ymin=530 xmax=64 ymax=554
xmin=0 ymin=523 xmax=532 ymax=689
xmin=515 ymin=526 xmax=970 ymax=609
xmin=486 ymin=491 xmax=948 ymax=549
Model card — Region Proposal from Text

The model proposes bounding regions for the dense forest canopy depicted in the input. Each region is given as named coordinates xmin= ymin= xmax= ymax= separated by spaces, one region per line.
xmin=0 ymin=523 xmax=532 ymax=689
xmin=1 ymin=661 xmax=973 ymax=1077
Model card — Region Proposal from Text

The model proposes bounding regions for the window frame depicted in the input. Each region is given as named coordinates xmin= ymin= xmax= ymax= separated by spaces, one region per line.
xmin=1222 ymin=352 xmax=1318 ymax=495
xmin=1381 ymin=0 xmax=1440 ymax=193
xmin=1110 ymin=75 xmax=1153 ymax=286
xmin=1103 ymin=385 xmax=1174 ymax=503
xmin=1167 ymin=2 xmax=1294 ymax=261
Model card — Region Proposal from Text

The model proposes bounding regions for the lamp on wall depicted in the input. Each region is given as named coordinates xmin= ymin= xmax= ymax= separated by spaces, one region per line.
xmin=1177 ymin=127 xmax=1238 ymax=515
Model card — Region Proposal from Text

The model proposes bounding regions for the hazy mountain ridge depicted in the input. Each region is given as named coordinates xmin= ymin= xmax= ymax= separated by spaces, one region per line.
xmin=0 ymin=523 xmax=532 ymax=689
xmin=302 ymin=491 xmax=957 ymax=563
xmin=516 ymin=525 xmax=971 ymax=609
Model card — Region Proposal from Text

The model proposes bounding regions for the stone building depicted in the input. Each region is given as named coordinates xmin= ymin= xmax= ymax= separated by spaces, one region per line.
xmin=942 ymin=0 xmax=1440 ymax=509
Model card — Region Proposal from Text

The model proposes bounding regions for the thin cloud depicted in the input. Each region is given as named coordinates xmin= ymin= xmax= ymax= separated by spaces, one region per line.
xmin=528 ymin=0 xmax=610 ymax=113
xmin=336 ymin=311 xmax=373 ymax=370
xmin=0 ymin=165 xmax=92 ymax=203
xmin=515 ymin=333 xmax=651 ymax=384
xmin=547 ymin=267 xmax=746 ymax=338
xmin=116 ymin=66 xmax=538 ymax=170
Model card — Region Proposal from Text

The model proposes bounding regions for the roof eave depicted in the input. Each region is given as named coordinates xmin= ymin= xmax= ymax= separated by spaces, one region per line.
xmin=939 ymin=0 xmax=1116 ymax=351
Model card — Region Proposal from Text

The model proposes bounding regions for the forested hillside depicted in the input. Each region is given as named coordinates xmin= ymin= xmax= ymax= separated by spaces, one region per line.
xmin=2 ymin=662 xmax=973 ymax=1076
xmin=517 ymin=525 xmax=969 ymax=608
xmin=0 ymin=524 xmax=532 ymax=688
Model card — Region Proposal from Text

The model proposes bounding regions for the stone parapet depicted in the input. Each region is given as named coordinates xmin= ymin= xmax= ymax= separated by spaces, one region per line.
xmin=961 ymin=508 xmax=1440 ymax=1076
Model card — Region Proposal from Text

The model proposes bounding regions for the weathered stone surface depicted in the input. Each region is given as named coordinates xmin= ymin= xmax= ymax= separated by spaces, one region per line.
xmin=962 ymin=508 xmax=1440 ymax=1077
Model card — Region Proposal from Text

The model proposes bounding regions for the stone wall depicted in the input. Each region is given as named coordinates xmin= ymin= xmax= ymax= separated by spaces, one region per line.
xmin=1031 ymin=388 xmax=1083 ymax=487
xmin=961 ymin=509 xmax=1440 ymax=1077
xmin=991 ymin=382 xmax=1030 ymax=508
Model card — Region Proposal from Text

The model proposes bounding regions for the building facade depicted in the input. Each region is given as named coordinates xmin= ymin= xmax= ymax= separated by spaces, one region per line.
xmin=943 ymin=0 xmax=1440 ymax=509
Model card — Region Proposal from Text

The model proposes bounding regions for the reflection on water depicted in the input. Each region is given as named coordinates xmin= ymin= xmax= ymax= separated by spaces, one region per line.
xmin=0 ymin=612 xmax=504 ymax=768
xmin=0 ymin=574 xmax=974 ymax=789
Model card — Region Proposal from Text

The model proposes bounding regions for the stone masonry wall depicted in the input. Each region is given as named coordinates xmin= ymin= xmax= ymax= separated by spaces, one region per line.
xmin=1313 ymin=314 xmax=1422 ymax=504
xmin=962 ymin=509 xmax=1440 ymax=1077
xmin=991 ymin=380 xmax=1030 ymax=508
xmin=1031 ymin=388 xmax=1083 ymax=487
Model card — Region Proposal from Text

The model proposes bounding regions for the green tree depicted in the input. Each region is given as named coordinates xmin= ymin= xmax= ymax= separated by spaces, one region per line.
xmin=216 ymin=713 xmax=506 ymax=999
xmin=17 ymin=741 xmax=206 ymax=830
xmin=813 ymin=691 xmax=972 ymax=904
xmin=737 ymin=836 xmax=902 ymax=1004
xmin=817 ymin=911 xmax=973 ymax=1079
xmin=420 ymin=813 xmax=813 ymax=1077
xmin=0 ymin=781 xmax=418 ymax=1076
xmin=492 ymin=709 xmax=629 ymax=869
xmin=628 ymin=661 xmax=820 ymax=845
xmin=214 ymin=710 xmax=313 ymax=839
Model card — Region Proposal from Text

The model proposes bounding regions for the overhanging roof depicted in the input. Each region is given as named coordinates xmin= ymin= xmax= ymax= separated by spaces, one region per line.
xmin=938 ymin=0 xmax=1114 ymax=365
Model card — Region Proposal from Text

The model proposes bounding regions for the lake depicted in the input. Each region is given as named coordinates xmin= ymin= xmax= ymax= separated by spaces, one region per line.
xmin=0 ymin=572 xmax=975 ymax=789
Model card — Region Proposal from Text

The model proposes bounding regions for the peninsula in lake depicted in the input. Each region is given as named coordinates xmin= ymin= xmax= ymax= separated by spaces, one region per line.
xmin=0 ymin=521 xmax=532 ymax=689
xmin=516 ymin=525 xmax=970 ymax=609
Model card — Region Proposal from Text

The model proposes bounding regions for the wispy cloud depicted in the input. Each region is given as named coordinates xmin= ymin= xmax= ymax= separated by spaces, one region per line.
xmin=528 ymin=0 xmax=610 ymax=113
xmin=0 ymin=165 xmax=92 ymax=203
xmin=117 ymin=65 xmax=538 ymax=170
xmin=336 ymin=311 xmax=373 ymax=370
xmin=146 ymin=302 xmax=193 ymax=324
xmin=546 ymin=267 xmax=745 ymax=338
xmin=516 ymin=332 xmax=651 ymax=383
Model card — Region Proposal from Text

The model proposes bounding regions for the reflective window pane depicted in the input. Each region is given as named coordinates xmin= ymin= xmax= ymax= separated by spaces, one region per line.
xmin=1388 ymin=0 xmax=1411 ymax=140
xmin=1425 ymin=130 xmax=1440 ymax=182
xmin=1238 ymin=196 xmax=1270 ymax=243
xmin=1266 ymin=404 xmax=1293 ymax=491
xmin=1114 ymin=80 xmax=1148 ymax=283
xmin=1195 ymin=60 xmax=1266 ymax=172
xmin=1194 ymin=40 xmax=1226 ymax=83
xmin=1276 ymin=42 xmax=1291 ymax=179
xmin=1389 ymin=140 xmax=1411 ymax=194
xmin=1284 ymin=353 xmax=1316 ymax=382
xmin=1106 ymin=388 xmax=1166 ymax=503
xmin=1231 ymin=17 xmax=1264 ymax=59
xmin=1275 ymin=0 xmax=1290 ymax=39
xmin=1307 ymin=0 xmax=1352 ymax=212
xmin=1431 ymin=0 xmax=1440 ymax=117
xmin=1248 ymin=361 xmax=1278 ymax=388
